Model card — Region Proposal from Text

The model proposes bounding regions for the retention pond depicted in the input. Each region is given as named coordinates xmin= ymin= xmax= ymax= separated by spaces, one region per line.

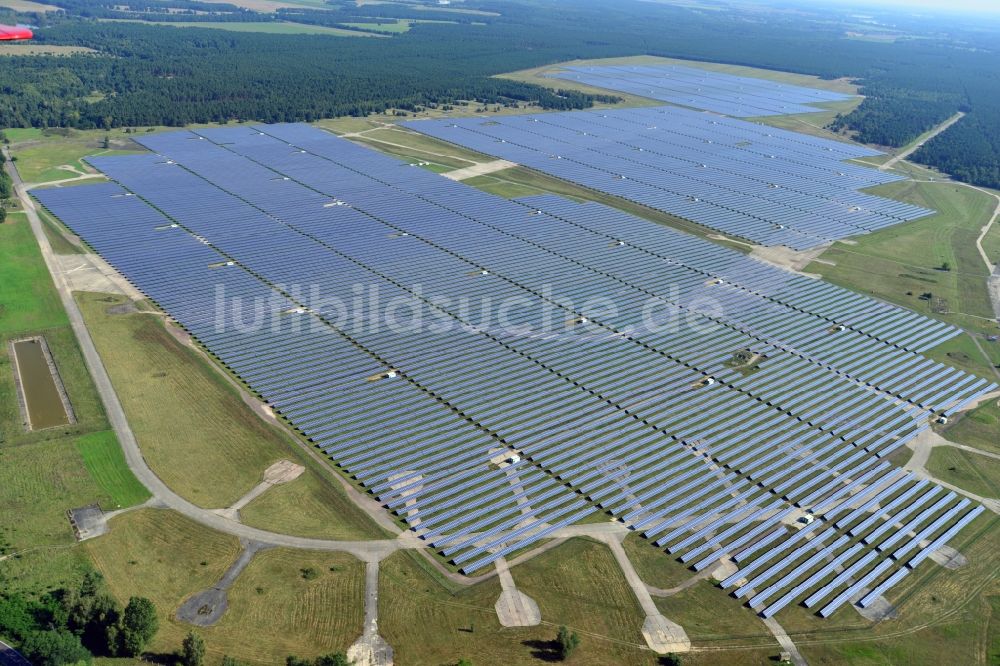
xmin=10 ymin=337 xmax=74 ymax=431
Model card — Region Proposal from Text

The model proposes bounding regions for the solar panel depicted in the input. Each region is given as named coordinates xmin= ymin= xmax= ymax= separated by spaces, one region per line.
xmin=404 ymin=106 xmax=932 ymax=249
xmin=548 ymin=64 xmax=854 ymax=117
xmin=32 ymin=122 xmax=990 ymax=613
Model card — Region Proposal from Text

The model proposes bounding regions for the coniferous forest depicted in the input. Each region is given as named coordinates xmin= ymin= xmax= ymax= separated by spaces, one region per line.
xmin=3 ymin=0 xmax=1000 ymax=188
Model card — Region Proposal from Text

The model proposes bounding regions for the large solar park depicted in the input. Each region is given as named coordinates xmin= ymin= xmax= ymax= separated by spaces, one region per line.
xmin=405 ymin=105 xmax=931 ymax=249
xmin=34 ymin=118 xmax=995 ymax=620
xmin=548 ymin=63 xmax=855 ymax=117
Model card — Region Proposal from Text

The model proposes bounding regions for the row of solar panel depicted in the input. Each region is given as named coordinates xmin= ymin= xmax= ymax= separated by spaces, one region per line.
xmin=548 ymin=64 xmax=853 ymax=117
xmin=34 ymin=123 xmax=992 ymax=615
xmin=403 ymin=105 xmax=931 ymax=248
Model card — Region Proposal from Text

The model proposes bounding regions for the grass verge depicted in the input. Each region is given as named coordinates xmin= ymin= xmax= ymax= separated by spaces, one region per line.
xmin=75 ymin=429 xmax=151 ymax=509
xmin=75 ymin=291 xmax=381 ymax=538
xmin=808 ymin=180 xmax=1000 ymax=337
xmin=926 ymin=446 xmax=1000 ymax=498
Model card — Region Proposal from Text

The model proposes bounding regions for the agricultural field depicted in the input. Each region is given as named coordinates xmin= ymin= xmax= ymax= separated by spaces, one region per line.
xmin=197 ymin=0 xmax=333 ymax=11
xmin=0 ymin=44 xmax=96 ymax=56
xmin=0 ymin=0 xmax=59 ymax=10
xmin=101 ymin=19 xmax=387 ymax=37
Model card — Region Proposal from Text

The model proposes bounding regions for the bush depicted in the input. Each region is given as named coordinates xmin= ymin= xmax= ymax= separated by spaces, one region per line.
xmin=20 ymin=629 xmax=92 ymax=666
xmin=181 ymin=631 xmax=206 ymax=666
xmin=556 ymin=625 xmax=580 ymax=660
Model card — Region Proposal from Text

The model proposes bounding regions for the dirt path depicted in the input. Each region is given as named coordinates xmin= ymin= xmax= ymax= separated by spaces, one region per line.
xmin=880 ymin=112 xmax=965 ymax=172
xmin=347 ymin=559 xmax=393 ymax=666
xmin=213 ymin=460 xmax=304 ymax=520
xmin=904 ymin=425 xmax=1000 ymax=513
xmin=762 ymin=617 xmax=808 ymax=666
xmin=599 ymin=533 xmax=691 ymax=654
xmin=443 ymin=159 xmax=518 ymax=181
xmin=24 ymin=173 xmax=104 ymax=189
xmin=910 ymin=177 xmax=1000 ymax=321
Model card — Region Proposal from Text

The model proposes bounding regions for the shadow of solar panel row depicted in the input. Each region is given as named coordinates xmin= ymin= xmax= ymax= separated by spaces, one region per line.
xmin=33 ymin=124 xmax=992 ymax=615
xmin=403 ymin=106 xmax=931 ymax=249
xmin=548 ymin=64 xmax=854 ymax=117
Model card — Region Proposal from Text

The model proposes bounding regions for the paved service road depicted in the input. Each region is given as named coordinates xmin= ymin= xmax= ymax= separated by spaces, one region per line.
xmin=5 ymin=148 xmax=408 ymax=561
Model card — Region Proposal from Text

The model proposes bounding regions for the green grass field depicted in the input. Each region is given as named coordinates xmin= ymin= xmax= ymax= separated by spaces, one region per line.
xmin=652 ymin=581 xmax=774 ymax=650
xmin=461 ymin=173 xmax=550 ymax=199
xmin=10 ymin=127 xmax=148 ymax=185
xmin=621 ymin=534 xmax=696 ymax=590
xmin=211 ymin=548 xmax=365 ymax=663
xmin=37 ymin=205 xmax=87 ymax=255
xmin=0 ymin=218 xmax=107 ymax=448
xmin=925 ymin=333 xmax=1000 ymax=382
xmin=0 ymin=436 xmax=112 ymax=596
xmin=807 ymin=180 xmax=1000 ymax=337
xmin=380 ymin=540 xmax=659 ymax=665
xmin=90 ymin=511 xmax=367 ymax=664
xmin=74 ymin=429 xmax=151 ymax=509
xmin=239 ymin=468 xmax=378 ymax=540
xmin=944 ymin=397 xmax=1000 ymax=455
xmin=926 ymin=446 xmax=1000 ymax=498
xmin=0 ymin=218 xmax=67 ymax=335
xmin=75 ymin=291 xmax=381 ymax=539
xmin=352 ymin=127 xmax=488 ymax=167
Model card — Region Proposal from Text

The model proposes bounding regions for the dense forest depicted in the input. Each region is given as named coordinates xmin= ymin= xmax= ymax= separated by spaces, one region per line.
xmin=2 ymin=0 xmax=1000 ymax=187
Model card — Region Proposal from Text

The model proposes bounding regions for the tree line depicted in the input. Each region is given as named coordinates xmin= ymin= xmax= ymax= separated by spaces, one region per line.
xmin=4 ymin=0 xmax=1000 ymax=187
xmin=0 ymin=571 xmax=158 ymax=665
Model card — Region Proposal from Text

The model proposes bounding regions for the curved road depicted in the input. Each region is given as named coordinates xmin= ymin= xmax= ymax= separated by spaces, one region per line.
xmin=6 ymin=148 xmax=411 ymax=563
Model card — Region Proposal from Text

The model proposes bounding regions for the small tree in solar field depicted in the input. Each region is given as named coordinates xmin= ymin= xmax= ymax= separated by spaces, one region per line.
xmin=181 ymin=631 xmax=206 ymax=666
xmin=457 ymin=660 xmax=473 ymax=666
xmin=556 ymin=625 xmax=580 ymax=660
xmin=660 ymin=653 xmax=683 ymax=666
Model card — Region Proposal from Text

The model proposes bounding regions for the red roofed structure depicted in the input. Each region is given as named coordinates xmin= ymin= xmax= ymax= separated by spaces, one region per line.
xmin=0 ymin=25 xmax=33 ymax=41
